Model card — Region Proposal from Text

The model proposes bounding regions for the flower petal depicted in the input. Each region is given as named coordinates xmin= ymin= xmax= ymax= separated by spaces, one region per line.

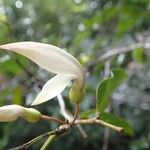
xmin=31 ymin=74 xmax=75 ymax=105
xmin=0 ymin=105 xmax=25 ymax=122
xmin=0 ymin=42 xmax=83 ymax=76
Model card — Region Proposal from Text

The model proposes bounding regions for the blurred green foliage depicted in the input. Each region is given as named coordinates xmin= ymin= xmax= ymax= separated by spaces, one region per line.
xmin=0 ymin=0 xmax=150 ymax=149
xmin=132 ymin=48 xmax=148 ymax=63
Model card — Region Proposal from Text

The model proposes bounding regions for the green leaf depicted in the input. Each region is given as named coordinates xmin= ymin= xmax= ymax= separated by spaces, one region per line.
xmin=132 ymin=48 xmax=147 ymax=63
xmin=83 ymin=6 xmax=118 ymax=28
xmin=0 ymin=15 xmax=8 ymax=23
xmin=80 ymin=109 xmax=96 ymax=119
xmin=96 ymin=68 xmax=128 ymax=112
xmin=72 ymin=31 xmax=90 ymax=47
xmin=0 ymin=54 xmax=29 ymax=75
xmin=116 ymin=5 xmax=140 ymax=35
xmin=101 ymin=112 xmax=134 ymax=135
xmin=12 ymin=87 xmax=23 ymax=105
xmin=0 ymin=58 xmax=23 ymax=75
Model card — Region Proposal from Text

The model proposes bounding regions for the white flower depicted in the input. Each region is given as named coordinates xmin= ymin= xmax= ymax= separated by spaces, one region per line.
xmin=0 ymin=42 xmax=85 ymax=105
xmin=0 ymin=105 xmax=41 ymax=122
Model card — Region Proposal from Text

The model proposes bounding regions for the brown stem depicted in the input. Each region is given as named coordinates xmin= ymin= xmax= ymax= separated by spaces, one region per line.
xmin=70 ymin=103 xmax=80 ymax=126
xmin=8 ymin=127 xmax=68 ymax=150
xmin=9 ymin=118 xmax=124 ymax=150
xmin=41 ymin=115 xmax=65 ymax=125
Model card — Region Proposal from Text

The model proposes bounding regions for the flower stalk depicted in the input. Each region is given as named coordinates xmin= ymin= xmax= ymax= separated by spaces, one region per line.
xmin=41 ymin=115 xmax=65 ymax=125
xmin=70 ymin=103 xmax=80 ymax=126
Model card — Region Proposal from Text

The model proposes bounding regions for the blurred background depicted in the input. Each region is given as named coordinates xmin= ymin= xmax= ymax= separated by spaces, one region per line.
xmin=0 ymin=0 xmax=149 ymax=149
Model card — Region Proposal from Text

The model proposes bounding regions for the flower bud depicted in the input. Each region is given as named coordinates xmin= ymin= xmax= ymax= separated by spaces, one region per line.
xmin=0 ymin=105 xmax=41 ymax=123
xmin=69 ymin=81 xmax=85 ymax=103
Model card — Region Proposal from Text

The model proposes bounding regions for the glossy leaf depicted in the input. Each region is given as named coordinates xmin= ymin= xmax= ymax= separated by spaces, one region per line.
xmin=96 ymin=68 xmax=128 ymax=112
xmin=80 ymin=109 xmax=96 ymax=119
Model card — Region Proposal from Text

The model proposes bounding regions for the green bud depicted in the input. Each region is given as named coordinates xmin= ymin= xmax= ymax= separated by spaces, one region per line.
xmin=69 ymin=81 xmax=85 ymax=103
xmin=22 ymin=108 xmax=42 ymax=123
xmin=0 ymin=105 xmax=42 ymax=123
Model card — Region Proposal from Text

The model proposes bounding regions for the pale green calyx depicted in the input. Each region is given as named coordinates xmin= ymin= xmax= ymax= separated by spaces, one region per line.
xmin=0 ymin=105 xmax=41 ymax=123
xmin=23 ymin=108 xmax=42 ymax=123
xmin=69 ymin=79 xmax=85 ymax=103
xmin=0 ymin=42 xmax=85 ymax=105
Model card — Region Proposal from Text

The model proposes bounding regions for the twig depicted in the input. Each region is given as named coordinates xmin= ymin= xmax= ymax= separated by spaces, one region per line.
xmin=57 ymin=94 xmax=88 ymax=138
xmin=41 ymin=115 xmax=65 ymax=125
xmin=9 ymin=117 xmax=124 ymax=150
xmin=102 ymin=60 xmax=111 ymax=150
xmin=8 ymin=125 xmax=69 ymax=150
xmin=103 ymin=60 xmax=111 ymax=79
xmin=70 ymin=103 xmax=80 ymax=126
xmin=40 ymin=135 xmax=56 ymax=150
xmin=87 ymin=39 xmax=150 ymax=71
xmin=75 ymin=119 xmax=124 ymax=133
